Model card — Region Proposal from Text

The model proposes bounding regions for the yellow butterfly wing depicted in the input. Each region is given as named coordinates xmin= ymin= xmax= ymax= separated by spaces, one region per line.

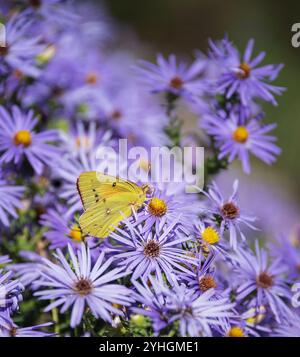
xmin=79 ymin=192 xmax=144 ymax=238
xmin=77 ymin=172 xmax=147 ymax=238
xmin=77 ymin=171 xmax=142 ymax=210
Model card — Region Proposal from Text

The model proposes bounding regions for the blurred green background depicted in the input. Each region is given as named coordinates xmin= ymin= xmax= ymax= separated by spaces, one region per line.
xmin=105 ymin=0 xmax=300 ymax=201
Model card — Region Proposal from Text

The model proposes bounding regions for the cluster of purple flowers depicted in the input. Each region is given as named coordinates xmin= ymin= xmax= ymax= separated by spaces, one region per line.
xmin=0 ymin=0 xmax=299 ymax=337
xmin=0 ymin=256 xmax=53 ymax=336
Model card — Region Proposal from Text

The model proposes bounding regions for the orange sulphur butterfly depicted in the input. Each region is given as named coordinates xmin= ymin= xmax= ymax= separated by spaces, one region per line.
xmin=77 ymin=171 xmax=149 ymax=239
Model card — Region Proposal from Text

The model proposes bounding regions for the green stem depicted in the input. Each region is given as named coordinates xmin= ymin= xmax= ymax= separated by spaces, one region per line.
xmin=203 ymin=137 xmax=229 ymax=189
xmin=51 ymin=307 xmax=60 ymax=335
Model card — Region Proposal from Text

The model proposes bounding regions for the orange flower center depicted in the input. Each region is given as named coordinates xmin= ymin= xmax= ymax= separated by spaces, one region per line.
xmin=238 ymin=62 xmax=251 ymax=79
xmin=13 ymin=130 xmax=32 ymax=147
xmin=85 ymin=72 xmax=98 ymax=84
xmin=228 ymin=326 xmax=245 ymax=337
xmin=148 ymin=198 xmax=167 ymax=217
xmin=199 ymin=275 xmax=217 ymax=292
xmin=69 ymin=225 xmax=83 ymax=242
xmin=233 ymin=126 xmax=249 ymax=143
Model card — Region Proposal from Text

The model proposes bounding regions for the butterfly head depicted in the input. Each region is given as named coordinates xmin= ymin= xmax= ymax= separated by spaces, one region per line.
xmin=141 ymin=184 xmax=153 ymax=196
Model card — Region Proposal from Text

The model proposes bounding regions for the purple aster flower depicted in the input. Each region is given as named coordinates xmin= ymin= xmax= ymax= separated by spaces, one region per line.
xmin=34 ymin=243 xmax=133 ymax=328
xmin=133 ymin=277 xmax=234 ymax=336
xmin=232 ymin=240 xmax=292 ymax=323
xmin=135 ymin=181 xmax=200 ymax=235
xmin=0 ymin=12 xmax=45 ymax=77
xmin=211 ymin=38 xmax=285 ymax=105
xmin=109 ymin=217 xmax=196 ymax=286
xmin=0 ymin=179 xmax=24 ymax=226
xmin=202 ymin=110 xmax=281 ymax=173
xmin=100 ymin=79 xmax=169 ymax=147
xmin=27 ymin=36 xmax=111 ymax=112
xmin=0 ymin=106 xmax=61 ymax=175
xmin=40 ymin=208 xmax=86 ymax=249
xmin=220 ymin=305 xmax=269 ymax=337
xmin=202 ymin=180 xmax=257 ymax=250
xmin=180 ymin=251 xmax=221 ymax=297
xmin=215 ymin=169 xmax=300 ymax=238
xmin=61 ymin=84 xmax=106 ymax=121
xmin=192 ymin=219 xmax=229 ymax=256
xmin=0 ymin=65 xmax=28 ymax=100
xmin=0 ymin=270 xmax=23 ymax=316
xmin=99 ymin=84 xmax=169 ymax=148
xmin=0 ymin=316 xmax=54 ymax=337
xmin=40 ymin=207 xmax=99 ymax=256
xmin=208 ymin=37 xmax=234 ymax=70
xmin=136 ymin=54 xmax=206 ymax=102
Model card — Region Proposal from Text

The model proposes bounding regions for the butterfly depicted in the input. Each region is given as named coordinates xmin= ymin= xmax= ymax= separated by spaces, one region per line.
xmin=77 ymin=171 xmax=150 ymax=239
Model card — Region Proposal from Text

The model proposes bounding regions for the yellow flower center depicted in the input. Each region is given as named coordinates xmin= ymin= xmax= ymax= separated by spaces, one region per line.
xmin=69 ymin=225 xmax=83 ymax=242
xmin=228 ymin=326 xmax=245 ymax=337
xmin=13 ymin=130 xmax=32 ymax=147
xmin=148 ymin=198 xmax=167 ymax=217
xmin=246 ymin=317 xmax=255 ymax=325
xmin=201 ymin=226 xmax=220 ymax=245
xmin=233 ymin=126 xmax=249 ymax=143
xmin=238 ymin=62 xmax=251 ymax=79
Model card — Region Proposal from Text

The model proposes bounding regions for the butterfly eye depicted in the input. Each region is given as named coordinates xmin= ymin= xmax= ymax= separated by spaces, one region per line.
xmin=112 ymin=182 xmax=117 ymax=187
